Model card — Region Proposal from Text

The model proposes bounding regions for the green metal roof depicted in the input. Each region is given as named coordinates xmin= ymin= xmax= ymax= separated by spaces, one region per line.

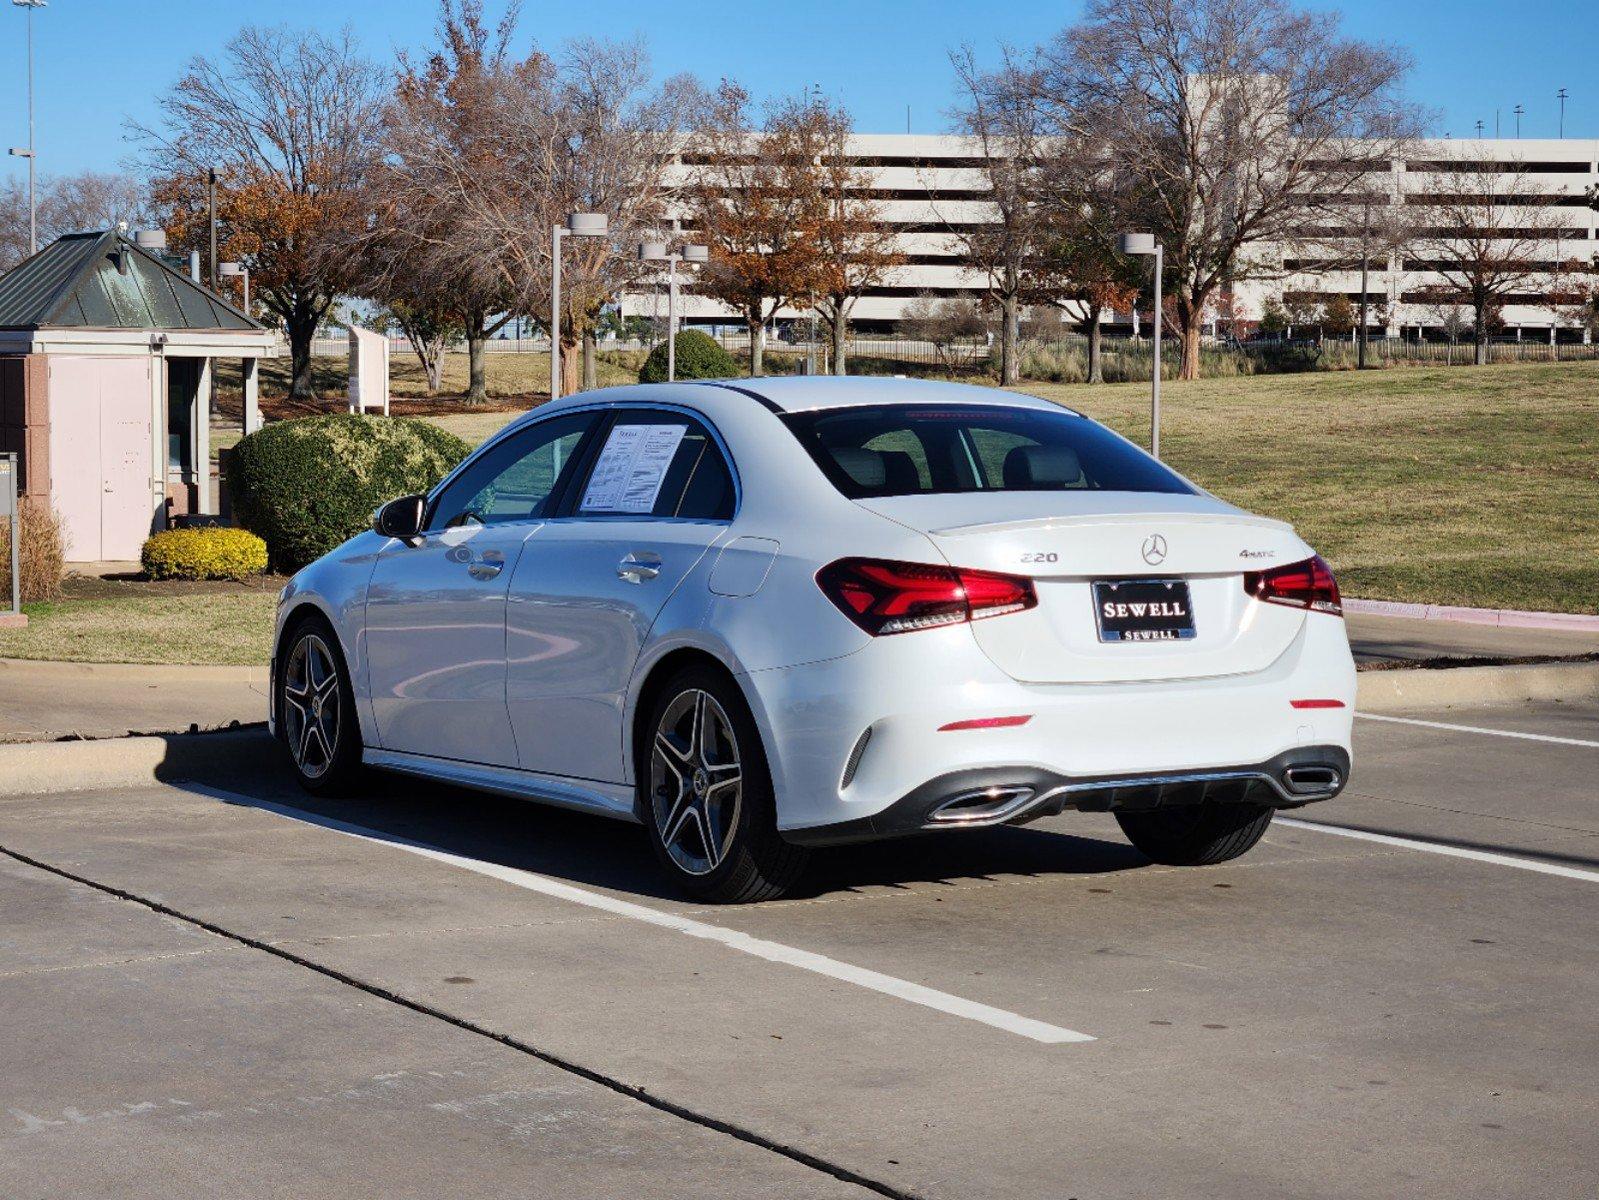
xmin=0 ymin=231 xmax=263 ymax=332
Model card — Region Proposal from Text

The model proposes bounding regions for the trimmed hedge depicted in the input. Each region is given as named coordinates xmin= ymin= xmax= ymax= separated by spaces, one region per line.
xmin=638 ymin=330 xmax=738 ymax=383
xmin=227 ymin=414 xmax=472 ymax=572
xmin=141 ymin=527 xmax=269 ymax=581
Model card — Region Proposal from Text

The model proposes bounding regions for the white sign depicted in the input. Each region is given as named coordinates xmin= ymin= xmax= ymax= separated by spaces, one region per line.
xmin=580 ymin=423 xmax=687 ymax=514
xmin=347 ymin=326 xmax=390 ymax=416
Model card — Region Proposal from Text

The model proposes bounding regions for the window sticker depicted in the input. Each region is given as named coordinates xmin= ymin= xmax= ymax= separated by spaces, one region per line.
xmin=580 ymin=423 xmax=687 ymax=514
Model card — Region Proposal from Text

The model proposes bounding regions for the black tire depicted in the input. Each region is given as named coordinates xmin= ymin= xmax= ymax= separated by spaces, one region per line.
xmin=277 ymin=615 xmax=365 ymax=796
xmin=638 ymin=665 xmax=808 ymax=903
xmin=1116 ymin=801 xmax=1274 ymax=866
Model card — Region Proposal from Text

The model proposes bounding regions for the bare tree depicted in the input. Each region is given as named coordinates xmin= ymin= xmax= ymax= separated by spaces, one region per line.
xmin=554 ymin=39 xmax=697 ymax=392
xmin=344 ymin=0 xmax=536 ymax=404
xmin=347 ymin=17 xmax=689 ymax=399
xmin=138 ymin=26 xmax=389 ymax=399
xmin=1412 ymin=284 xmax=1472 ymax=345
xmin=943 ymin=47 xmax=1063 ymax=386
xmin=1037 ymin=0 xmax=1423 ymax=379
xmin=806 ymin=100 xmax=903 ymax=375
xmin=1 ymin=171 xmax=154 ymax=271
xmin=1412 ymin=157 xmax=1561 ymax=364
xmin=899 ymin=292 xmax=987 ymax=373
xmin=1030 ymin=132 xmax=1145 ymax=382
xmin=687 ymin=82 xmax=829 ymax=377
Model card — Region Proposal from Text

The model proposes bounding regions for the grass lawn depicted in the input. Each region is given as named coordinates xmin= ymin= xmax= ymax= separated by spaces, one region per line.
xmin=0 ymin=577 xmax=280 ymax=666
xmin=400 ymin=360 xmax=1598 ymax=612
xmin=1019 ymin=362 xmax=1599 ymax=613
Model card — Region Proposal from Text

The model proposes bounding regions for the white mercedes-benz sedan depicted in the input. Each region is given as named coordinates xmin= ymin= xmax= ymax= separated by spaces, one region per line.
xmin=270 ymin=377 xmax=1355 ymax=902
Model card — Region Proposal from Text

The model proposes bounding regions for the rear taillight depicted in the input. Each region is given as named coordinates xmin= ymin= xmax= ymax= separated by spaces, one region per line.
xmin=1245 ymin=554 xmax=1342 ymax=616
xmin=816 ymin=557 xmax=1037 ymax=636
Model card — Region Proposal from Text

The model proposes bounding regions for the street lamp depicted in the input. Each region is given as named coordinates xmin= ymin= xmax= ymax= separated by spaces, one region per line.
xmin=1117 ymin=232 xmax=1164 ymax=459
xmin=9 ymin=0 xmax=46 ymax=258
xmin=219 ymin=261 xmax=250 ymax=317
xmin=638 ymin=239 xmax=708 ymax=381
xmin=550 ymin=212 xmax=609 ymax=401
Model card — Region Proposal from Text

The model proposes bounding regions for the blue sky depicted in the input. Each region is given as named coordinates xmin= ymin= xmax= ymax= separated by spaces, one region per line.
xmin=4 ymin=0 xmax=1596 ymax=183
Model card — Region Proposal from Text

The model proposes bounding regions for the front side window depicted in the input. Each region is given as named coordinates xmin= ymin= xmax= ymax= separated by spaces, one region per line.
xmin=574 ymin=411 xmax=734 ymax=520
xmin=781 ymin=404 xmax=1194 ymax=498
xmin=429 ymin=412 xmax=597 ymax=530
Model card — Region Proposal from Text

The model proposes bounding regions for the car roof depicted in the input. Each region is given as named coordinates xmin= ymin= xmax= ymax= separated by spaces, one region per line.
xmin=694 ymin=375 xmax=1070 ymax=414
xmin=497 ymin=377 xmax=1077 ymax=445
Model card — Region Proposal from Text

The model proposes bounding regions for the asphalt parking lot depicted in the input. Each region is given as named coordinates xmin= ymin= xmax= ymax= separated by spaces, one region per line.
xmin=2 ymin=693 xmax=1595 ymax=1198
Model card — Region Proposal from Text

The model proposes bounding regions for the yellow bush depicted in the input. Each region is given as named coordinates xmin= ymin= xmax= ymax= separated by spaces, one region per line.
xmin=141 ymin=527 xmax=269 ymax=582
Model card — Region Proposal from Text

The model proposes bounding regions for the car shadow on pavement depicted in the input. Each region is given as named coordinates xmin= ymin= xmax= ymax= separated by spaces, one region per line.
xmin=176 ymin=745 xmax=1151 ymax=904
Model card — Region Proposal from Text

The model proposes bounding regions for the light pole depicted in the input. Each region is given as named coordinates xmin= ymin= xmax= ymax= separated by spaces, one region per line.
xmin=1118 ymin=232 xmax=1164 ymax=459
xmin=550 ymin=212 xmax=608 ymax=401
xmin=9 ymin=0 xmax=46 ymax=259
xmin=1558 ymin=88 xmax=1568 ymax=138
xmin=1513 ymin=104 xmax=1524 ymax=139
xmin=637 ymin=239 xmax=708 ymax=381
xmin=219 ymin=261 xmax=250 ymax=317
xmin=207 ymin=167 xmax=219 ymax=289
xmin=1358 ymin=196 xmax=1373 ymax=370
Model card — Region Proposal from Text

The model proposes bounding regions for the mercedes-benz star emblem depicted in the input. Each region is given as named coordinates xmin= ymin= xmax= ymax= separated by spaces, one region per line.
xmin=1141 ymin=534 xmax=1168 ymax=565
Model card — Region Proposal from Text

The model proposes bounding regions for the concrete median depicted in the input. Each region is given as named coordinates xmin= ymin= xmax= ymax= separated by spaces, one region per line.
xmin=1357 ymin=659 xmax=1599 ymax=713
xmin=0 ymin=727 xmax=280 ymax=796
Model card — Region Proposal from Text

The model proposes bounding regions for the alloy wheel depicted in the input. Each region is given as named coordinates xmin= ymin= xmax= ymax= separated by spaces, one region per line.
xmin=283 ymin=633 xmax=341 ymax=780
xmin=650 ymin=688 xmax=743 ymax=876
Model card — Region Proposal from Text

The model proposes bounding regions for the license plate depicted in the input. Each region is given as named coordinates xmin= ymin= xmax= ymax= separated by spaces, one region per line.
xmin=1092 ymin=579 xmax=1197 ymax=642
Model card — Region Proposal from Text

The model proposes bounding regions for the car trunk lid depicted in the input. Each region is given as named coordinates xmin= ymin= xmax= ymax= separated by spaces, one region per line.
xmin=856 ymin=492 xmax=1311 ymax=684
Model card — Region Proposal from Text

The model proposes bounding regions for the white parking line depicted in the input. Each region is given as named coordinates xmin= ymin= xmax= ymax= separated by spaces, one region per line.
xmin=186 ymin=785 xmax=1095 ymax=1046
xmin=1277 ymin=817 xmax=1599 ymax=884
xmin=1356 ymin=712 xmax=1599 ymax=748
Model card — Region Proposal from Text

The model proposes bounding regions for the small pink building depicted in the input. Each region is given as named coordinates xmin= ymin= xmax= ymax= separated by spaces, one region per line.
xmin=0 ymin=231 xmax=276 ymax=562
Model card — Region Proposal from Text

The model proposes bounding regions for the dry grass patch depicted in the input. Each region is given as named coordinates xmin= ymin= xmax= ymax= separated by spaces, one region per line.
xmin=0 ymin=586 xmax=277 ymax=665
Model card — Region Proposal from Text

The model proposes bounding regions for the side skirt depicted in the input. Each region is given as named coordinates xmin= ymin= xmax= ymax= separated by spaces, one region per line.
xmin=363 ymin=747 xmax=640 ymax=824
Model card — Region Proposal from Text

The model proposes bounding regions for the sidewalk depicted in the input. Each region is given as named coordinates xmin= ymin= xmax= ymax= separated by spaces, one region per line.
xmin=1 ymin=611 xmax=1596 ymax=743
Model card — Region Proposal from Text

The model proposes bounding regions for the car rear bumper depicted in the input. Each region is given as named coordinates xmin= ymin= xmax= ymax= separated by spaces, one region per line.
xmin=739 ymin=611 xmax=1356 ymax=840
xmin=784 ymin=744 xmax=1350 ymax=846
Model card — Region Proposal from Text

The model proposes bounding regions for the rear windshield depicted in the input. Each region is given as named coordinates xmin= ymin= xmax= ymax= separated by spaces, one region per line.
xmin=781 ymin=404 xmax=1195 ymax=499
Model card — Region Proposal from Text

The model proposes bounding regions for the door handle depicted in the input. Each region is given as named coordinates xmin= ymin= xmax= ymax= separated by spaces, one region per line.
xmin=617 ymin=550 xmax=662 ymax=583
xmin=467 ymin=549 xmax=504 ymax=580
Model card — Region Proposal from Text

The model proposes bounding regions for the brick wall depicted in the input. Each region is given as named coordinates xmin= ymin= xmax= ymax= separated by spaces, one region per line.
xmin=0 ymin=355 xmax=49 ymax=499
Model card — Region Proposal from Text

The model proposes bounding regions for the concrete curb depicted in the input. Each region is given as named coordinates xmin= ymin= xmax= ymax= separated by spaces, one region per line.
xmin=0 ymin=728 xmax=279 ymax=796
xmin=1357 ymin=660 xmax=1599 ymax=713
xmin=1346 ymin=598 xmax=1599 ymax=633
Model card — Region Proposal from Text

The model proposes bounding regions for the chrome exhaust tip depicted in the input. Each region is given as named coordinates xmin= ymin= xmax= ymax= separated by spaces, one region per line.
xmin=1282 ymin=765 xmax=1341 ymax=796
xmin=928 ymin=785 xmax=1037 ymax=825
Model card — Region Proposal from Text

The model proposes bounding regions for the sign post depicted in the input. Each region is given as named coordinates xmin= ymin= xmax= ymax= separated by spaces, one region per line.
xmin=1 ymin=453 xmax=26 ymax=629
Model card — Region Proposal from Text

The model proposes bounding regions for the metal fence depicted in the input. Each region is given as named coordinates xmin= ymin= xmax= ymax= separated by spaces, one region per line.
xmin=307 ymin=328 xmax=1599 ymax=379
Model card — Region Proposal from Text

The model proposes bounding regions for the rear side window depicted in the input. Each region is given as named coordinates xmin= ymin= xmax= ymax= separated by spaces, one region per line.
xmin=781 ymin=404 xmax=1194 ymax=498
xmin=573 ymin=410 xmax=735 ymax=520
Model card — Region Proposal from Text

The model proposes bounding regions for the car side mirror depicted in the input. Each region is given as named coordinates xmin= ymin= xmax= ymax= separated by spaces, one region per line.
xmin=373 ymin=494 xmax=426 ymax=544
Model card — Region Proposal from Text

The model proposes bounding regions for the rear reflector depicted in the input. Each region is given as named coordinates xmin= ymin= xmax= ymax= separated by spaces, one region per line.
xmin=1290 ymin=699 xmax=1347 ymax=710
xmin=938 ymin=715 xmax=1034 ymax=732
xmin=816 ymin=557 xmax=1037 ymax=636
xmin=1245 ymin=554 xmax=1343 ymax=616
